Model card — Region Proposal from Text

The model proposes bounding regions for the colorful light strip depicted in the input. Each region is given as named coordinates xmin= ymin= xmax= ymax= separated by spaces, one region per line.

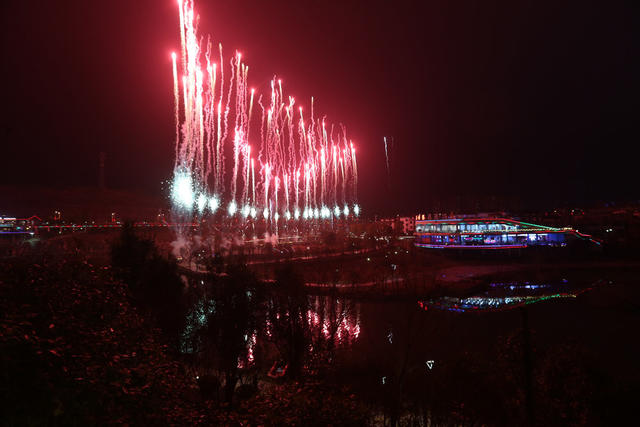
xmin=415 ymin=243 xmax=527 ymax=249
xmin=418 ymin=286 xmax=595 ymax=313
xmin=414 ymin=217 xmax=601 ymax=245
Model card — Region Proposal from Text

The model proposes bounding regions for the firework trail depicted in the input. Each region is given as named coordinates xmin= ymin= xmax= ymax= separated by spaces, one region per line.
xmin=170 ymin=0 xmax=359 ymax=229
xmin=383 ymin=136 xmax=395 ymax=189
xmin=383 ymin=136 xmax=390 ymax=184
xmin=171 ymin=52 xmax=180 ymax=169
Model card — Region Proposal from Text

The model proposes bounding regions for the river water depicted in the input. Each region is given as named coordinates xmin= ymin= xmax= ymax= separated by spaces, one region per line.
xmin=188 ymin=268 xmax=640 ymax=424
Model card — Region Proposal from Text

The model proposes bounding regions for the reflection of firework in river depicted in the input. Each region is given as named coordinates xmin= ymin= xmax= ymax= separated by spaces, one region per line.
xmin=170 ymin=0 xmax=359 ymax=228
xmin=311 ymin=296 xmax=361 ymax=345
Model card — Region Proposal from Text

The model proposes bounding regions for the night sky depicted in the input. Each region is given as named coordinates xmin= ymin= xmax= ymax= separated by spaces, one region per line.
xmin=1 ymin=0 xmax=636 ymax=214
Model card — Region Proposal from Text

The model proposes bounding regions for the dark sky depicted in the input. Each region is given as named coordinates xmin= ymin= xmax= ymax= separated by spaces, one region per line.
xmin=1 ymin=0 xmax=636 ymax=214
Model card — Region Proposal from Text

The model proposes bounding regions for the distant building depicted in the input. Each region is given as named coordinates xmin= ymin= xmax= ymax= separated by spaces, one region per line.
xmin=0 ymin=215 xmax=41 ymax=235
xmin=378 ymin=216 xmax=415 ymax=235
xmin=398 ymin=217 xmax=415 ymax=234
xmin=414 ymin=216 xmax=599 ymax=249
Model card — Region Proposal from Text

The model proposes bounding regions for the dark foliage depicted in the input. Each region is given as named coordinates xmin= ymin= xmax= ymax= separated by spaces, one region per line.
xmin=198 ymin=264 xmax=261 ymax=403
xmin=0 ymin=249 xmax=204 ymax=425
xmin=0 ymin=242 xmax=381 ymax=425
xmin=268 ymin=263 xmax=310 ymax=379
xmin=111 ymin=223 xmax=187 ymax=350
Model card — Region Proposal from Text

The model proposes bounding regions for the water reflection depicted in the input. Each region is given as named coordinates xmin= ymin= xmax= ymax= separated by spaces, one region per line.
xmin=183 ymin=276 xmax=605 ymax=366
xmin=179 ymin=267 xmax=631 ymax=424
xmin=263 ymin=296 xmax=361 ymax=352
xmin=183 ymin=290 xmax=362 ymax=368
xmin=308 ymin=296 xmax=361 ymax=344
xmin=419 ymin=279 xmax=605 ymax=313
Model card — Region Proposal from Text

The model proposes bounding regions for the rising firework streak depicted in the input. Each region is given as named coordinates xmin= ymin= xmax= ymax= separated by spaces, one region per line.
xmin=384 ymin=137 xmax=390 ymax=182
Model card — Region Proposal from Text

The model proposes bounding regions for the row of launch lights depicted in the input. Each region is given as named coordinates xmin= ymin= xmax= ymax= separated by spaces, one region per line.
xmin=172 ymin=183 xmax=360 ymax=220
xmin=190 ymin=195 xmax=359 ymax=220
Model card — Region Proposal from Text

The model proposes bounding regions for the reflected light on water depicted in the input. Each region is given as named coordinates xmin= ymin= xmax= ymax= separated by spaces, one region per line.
xmin=419 ymin=280 xmax=606 ymax=313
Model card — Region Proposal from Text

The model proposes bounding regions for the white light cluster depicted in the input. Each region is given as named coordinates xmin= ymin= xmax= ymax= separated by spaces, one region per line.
xmin=228 ymin=201 xmax=237 ymax=216
xmin=171 ymin=172 xmax=362 ymax=220
xmin=196 ymin=194 xmax=207 ymax=213
xmin=171 ymin=171 xmax=195 ymax=210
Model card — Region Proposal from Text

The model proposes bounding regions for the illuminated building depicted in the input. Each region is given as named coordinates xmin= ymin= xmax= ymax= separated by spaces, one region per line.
xmin=397 ymin=217 xmax=415 ymax=234
xmin=0 ymin=215 xmax=41 ymax=235
xmin=414 ymin=217 xmax=598 ymax=249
